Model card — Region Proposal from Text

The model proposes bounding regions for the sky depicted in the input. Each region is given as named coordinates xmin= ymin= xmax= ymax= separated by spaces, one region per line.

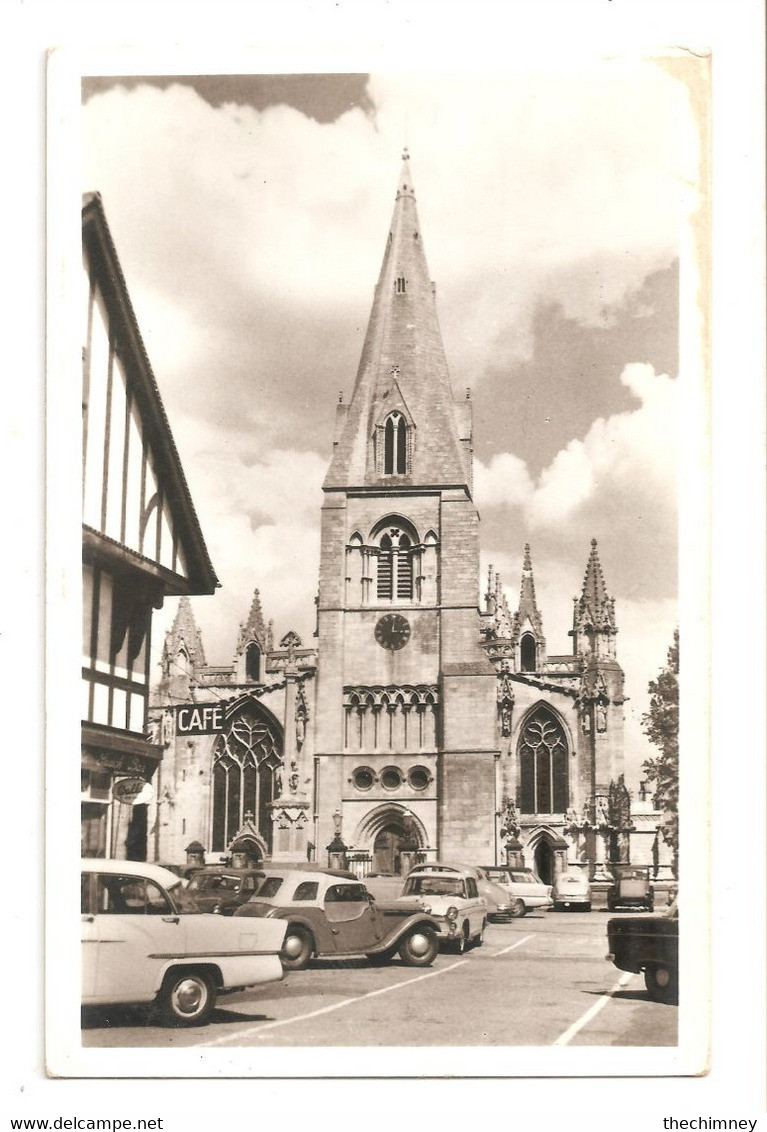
xmin=81 ymin=66 xmax=699 ymax=786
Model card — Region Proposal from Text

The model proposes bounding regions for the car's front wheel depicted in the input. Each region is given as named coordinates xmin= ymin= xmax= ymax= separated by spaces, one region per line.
xmin=644 ymin=964 xmax=677 ymax=1003
xmin=509 ymin=898 xmax=526 ymax=918
xmin=158 ymin=969 xmax=216 ymax=1027
xmin=281 ymin=924 xmax=314 ymax=970
xmin=452 ymin=923 xmax=470 ymax=954
xmin=398 ymin=926 xmax=438 ymax=967
xmin=471 ymin=919 xmax=486 ymax=948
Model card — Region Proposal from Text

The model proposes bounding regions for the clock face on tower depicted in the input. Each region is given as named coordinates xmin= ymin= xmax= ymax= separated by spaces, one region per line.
xmin=374 ymin=613 xmax=411 ymax=651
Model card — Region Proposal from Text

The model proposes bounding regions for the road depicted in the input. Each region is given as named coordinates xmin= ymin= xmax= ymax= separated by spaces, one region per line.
xmin=82 ymin=910 xmax=677 ymax=1049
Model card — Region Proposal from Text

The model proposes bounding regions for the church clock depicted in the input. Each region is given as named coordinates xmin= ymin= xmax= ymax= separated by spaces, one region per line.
xmin=374 ymin=613 xmax=411 ymax=651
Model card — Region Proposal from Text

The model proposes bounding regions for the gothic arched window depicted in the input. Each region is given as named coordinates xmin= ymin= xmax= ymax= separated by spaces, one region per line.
xmin=383 ymin=412 xmax=408 ymax=476
xmin=245 ymin=642 xmax=261 ymax=682
xmin=518 ymin=706 xmax=568 ymax=815
xmin=375 ymin=522 xmax=415 ymax=601
xmin=520 ymin=633 xmax=537 ymax=672
xmin=211 ymin=706 xmax=282 ymax=853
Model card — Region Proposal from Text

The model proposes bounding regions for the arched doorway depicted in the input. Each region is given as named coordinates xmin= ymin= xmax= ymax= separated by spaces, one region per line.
xmin=534 ymin=839 xmax=555 ymax=886
xmin=373 ymin=824 xmax=407 ymax=875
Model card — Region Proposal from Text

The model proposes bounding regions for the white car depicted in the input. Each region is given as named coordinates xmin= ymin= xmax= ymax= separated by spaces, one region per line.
xmin=398 ymin=866 xmax=487 ymax=952
xmin=81 ymin=859 xmax=287 ymax=1025
xmin=478 ymin=865 xmax=554 ymax=916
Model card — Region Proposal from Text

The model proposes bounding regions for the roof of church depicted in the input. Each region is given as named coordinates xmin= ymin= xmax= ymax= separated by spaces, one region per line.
xmin=323 ymin=152 xmax=469 ymax=491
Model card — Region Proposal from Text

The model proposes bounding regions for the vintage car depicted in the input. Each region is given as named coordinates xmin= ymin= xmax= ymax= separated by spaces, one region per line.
xmin=606 ymin=900 xmax=678 ymax=1002
xmin=606 ymin=865 xmax=655 ymax=912
xmin=398 ymin=867 xmax=487 ymax=952
xmin=479 ymin=865 xmax=554 ymax=916
xmin=81 ymin=859 xmax=287 ymax=1026
xmin=551 ymin=870 xmax=592 ymax=912
xmin=185 ymin=867 xmax=264 ymax=914
xmin=405 ymin=862 xmax=513 ymax=922
xmin=234 ymin=869 xmax=441 ymax=969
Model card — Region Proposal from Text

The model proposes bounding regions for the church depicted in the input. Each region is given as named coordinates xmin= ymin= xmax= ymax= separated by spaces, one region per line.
xmin=150 ymin=154 xmax=670 ymax=886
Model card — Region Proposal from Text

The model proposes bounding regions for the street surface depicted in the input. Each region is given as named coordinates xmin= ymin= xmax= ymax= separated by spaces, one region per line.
xmin=82 ymin=910 xmax=677 ymax=1048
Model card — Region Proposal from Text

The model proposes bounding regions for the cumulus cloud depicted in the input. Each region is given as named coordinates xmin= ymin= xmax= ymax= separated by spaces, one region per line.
xmin=475 ymin=363 xmax=677 ymax=529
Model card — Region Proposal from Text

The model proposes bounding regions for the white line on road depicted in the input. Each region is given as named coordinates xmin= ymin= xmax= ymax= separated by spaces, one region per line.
xmin=552 ymin=970 xmax=634 ymax=1046
xmin=491 ymin=934 xmax=534 ymax=957
xmin=199 ymin=959 xmax=470 ymax=1047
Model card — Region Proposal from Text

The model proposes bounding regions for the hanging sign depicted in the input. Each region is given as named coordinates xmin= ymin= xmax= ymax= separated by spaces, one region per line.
xmin=176 ymin=702 xmax=225 ymax=735
xmin=113 ymin=777 xmax=155 ymax=805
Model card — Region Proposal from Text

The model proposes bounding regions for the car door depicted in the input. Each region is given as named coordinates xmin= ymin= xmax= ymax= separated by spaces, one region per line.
xmin=92 ymin=872 xmax=187 ymax=1004
xmin=81 ymin=871 xmax=99 ymax=999
xmin=464 ymin=877 xmax=485 ymax=933
xmin=322 ymin=882 xmax=381 ymax=954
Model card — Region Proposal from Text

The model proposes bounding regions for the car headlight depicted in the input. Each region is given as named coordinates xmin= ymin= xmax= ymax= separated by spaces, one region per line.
xmin=446 ymin=905 xmax=458 ymax=922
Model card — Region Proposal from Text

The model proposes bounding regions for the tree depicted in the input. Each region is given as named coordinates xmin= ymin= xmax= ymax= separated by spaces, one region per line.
xmin=642 ymin=629 xmax=679 ymax=876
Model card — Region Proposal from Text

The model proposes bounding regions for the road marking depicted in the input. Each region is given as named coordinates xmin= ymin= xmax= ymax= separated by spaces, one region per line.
xmin=198 ymin=959 xmax=470 ymax=1047
xmin=491 ymin=934 xmax=534 ymax=957
xmin=552 ymin=970 xmax=634 ymax=1046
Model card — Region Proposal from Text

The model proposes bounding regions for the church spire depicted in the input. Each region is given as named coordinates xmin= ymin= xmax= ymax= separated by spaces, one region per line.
xmin=158 ymin=596 xmax=206 ymax=702
xmin=236 ymin=587 xmax=269 ymax=653
xmin=324 ymin=152 xmax=470 ymax=491
xmin=511 ymin=544 xmax=546 ymax=669
xmin=571 ymin=539 xmax=617 ymax=658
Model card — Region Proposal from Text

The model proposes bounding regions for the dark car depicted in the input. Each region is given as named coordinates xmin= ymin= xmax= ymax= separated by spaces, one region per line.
xmin=606 ymin=865 xmax=654 ymax=912
xmin=606 ymin=900 xmax=678 ymax=1002
xmin=234 ymin=869 xmax=442 ymax=969
xmin=185 ymin=867 xmax=264 ymax=914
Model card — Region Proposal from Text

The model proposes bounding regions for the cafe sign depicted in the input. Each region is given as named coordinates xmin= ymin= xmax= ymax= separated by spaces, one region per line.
xmin=176 ymin=703 xmax=225 ymax=736
xmin=112 ymin=777 xmax=155 ymax=805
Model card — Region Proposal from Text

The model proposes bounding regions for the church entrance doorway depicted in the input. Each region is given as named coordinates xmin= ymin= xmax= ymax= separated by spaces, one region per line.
xmin=373 ymin=824 xmax=407 ymax=875
xmin=534 ymin=839 xmax=555 ymax=886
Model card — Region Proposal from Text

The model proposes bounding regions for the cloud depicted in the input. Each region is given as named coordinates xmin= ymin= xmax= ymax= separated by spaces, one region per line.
xmin=475 ymin=363 xmax=677 ymax=529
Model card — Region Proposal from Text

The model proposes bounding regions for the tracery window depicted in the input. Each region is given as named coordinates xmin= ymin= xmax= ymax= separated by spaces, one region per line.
xmin=518 ymin=706 xmax=568 ymax=815
xmin=211 ymin=706 xmax=282 ymax=853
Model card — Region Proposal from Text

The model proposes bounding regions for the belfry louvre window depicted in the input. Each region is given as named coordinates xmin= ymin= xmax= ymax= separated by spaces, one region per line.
xmin=518 ymin=706 xmax=568 ymax=814
xmin=377 ymin=528 xmax=413 ymax=600
xmin=384 ymin=412 xmax=407 ymax=475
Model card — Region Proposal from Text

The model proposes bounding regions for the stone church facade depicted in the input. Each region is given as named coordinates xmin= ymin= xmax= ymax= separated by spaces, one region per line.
xmin=150 ymin=155 xmax=672 ymax=885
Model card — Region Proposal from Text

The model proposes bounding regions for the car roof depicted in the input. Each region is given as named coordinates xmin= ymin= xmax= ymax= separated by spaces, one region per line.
xmin=407 ymin=863 xmax=478 ymax=878
xmin=190 ymin=866 xmax=264 ymax=876
xmin=257 ymin=869 xmax=362 ymax=887
xmin=81 ymin=858 xmax=183 ymax=886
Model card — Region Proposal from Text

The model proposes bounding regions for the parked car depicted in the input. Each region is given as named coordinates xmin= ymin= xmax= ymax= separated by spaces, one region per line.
xmin=81 ymin=859 xmax=286 ymax=1026
xmin=234 ymin=869 xmax=442 ymax=970
xmin=606 ymin=899 xmax=678 ymax=1002
xmin=606 ymin=865 xmax=654 ymax=912
xmin=405 ymin=862 xmax=513 ymax=922
xmin=398 ymin=867 xmax=487 ymax=952
xmin=479 ymin=865 xmax=554 ymax=916
xmin=186 ymin=867 xmax=265 ymax=915
xmin=552 ymin=870 xmax=592 ymax=912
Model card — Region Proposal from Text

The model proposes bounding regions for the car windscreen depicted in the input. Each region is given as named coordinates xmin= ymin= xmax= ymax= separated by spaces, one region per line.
xmin=484 ymin=869 xmax=510 ymax=883
xmin=188 ymin=873 xmax=243 ymax=893
xmin=403 ymin=876 xmax=465 ymax=897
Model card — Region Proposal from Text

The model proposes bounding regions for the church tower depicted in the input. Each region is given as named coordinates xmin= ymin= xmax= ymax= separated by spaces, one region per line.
xmin=314 ymin=153 xmax=499 ymax=872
